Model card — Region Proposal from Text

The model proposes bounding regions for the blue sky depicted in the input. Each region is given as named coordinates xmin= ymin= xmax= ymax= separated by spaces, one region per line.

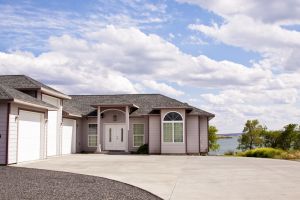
xmin=0 ymin=0 xmax=300 ymax=133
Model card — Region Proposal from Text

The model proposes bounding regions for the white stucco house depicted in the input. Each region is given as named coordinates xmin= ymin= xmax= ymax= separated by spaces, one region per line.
xmin=0 ymin=75 xmax=214 ymax=165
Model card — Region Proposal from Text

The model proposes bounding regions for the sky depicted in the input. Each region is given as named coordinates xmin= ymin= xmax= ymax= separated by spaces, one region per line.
xmin=0 ymin=0 xmax=300 ymax=133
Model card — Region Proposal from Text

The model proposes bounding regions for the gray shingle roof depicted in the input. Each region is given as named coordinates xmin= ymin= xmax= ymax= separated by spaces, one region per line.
xmin=0 ymin=84 xmax=57 ymax=110
xmin=63 ymin=94 xmax=214 ymax=117
xmin=0 ymin=75 xmax=68 ymax=97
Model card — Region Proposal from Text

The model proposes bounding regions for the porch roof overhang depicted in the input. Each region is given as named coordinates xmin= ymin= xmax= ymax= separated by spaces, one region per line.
xmin=62 ymin=110 xmax=82 ymax=118
xmin=91 ymin=103 xmax=139 ymax=108
xmin=91 ymin=103 xmax=139 ymax=114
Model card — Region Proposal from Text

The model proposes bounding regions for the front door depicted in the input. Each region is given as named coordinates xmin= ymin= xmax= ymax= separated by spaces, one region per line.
xmin=105 ymin=124 xmax=126 ymax=151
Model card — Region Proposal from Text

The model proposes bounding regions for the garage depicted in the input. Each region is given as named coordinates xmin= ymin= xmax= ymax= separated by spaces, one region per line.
xmin=18 ymin=110 xmax=44 ymax=163
xmin=61 ymin=118 xmax=76 ymax=155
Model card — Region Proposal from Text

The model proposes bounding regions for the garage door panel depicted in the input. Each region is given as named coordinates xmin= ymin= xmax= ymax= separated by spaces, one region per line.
xmin=62 ymin=118 xmax=76 ymax=155
xmin=18 ymin=110 xmax=44 ymax=163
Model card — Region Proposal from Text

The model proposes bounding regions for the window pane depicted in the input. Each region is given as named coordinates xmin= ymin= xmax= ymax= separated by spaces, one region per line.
xmin=88 ymin=124 xmax=97 ymax=135
xmin=88 ymin=135 xmax=97 ymax=147
xmin=133 ymin=124 xmax=144 ymax=136
xmin=134 ymin=136 xmax=144 ymax=147
xmin=174 ymin=123 xmax=183 ymax=142
xmin=133 ymin=124 xmax=144 ymax=147
xmin=163 ymin=123 xmax=173 ymax=142
xmin=88 ymin=124 xmax=97 ymax=147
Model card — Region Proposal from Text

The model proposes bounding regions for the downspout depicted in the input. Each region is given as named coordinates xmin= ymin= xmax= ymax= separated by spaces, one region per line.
xmin=5 ymin=103 xmax=10 ymax=165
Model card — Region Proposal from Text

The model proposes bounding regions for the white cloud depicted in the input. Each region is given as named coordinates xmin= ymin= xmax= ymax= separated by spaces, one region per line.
xmin=0 ymin=24 xmax=299 ymax=133
xmin=142 ymin=80 xmax=184 ymax=96
xmin=177 ymin=0 xmax=300 ymax=25
xmin=0 ymin=26 xmax=269 ymax=94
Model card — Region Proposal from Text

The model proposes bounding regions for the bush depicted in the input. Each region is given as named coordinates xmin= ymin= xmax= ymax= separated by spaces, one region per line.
xmin=237 ymin=148 xmax=285 ymax=158
xmin=136 ymin=144 xmax=148 ymax=154
xmin=224 ymin=150 xmax=235 ymax=156
xmin=280 ymin=151 xmax=300 ymax=160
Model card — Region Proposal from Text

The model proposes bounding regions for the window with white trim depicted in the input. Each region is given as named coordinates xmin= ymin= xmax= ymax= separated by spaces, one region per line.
xmin=163 ymin=112 xmax=183 ymax=143
xmin=133 ymin=124 xmax=144 ymax=147
xmin=88 ymin=124 xmax=97 ymax=147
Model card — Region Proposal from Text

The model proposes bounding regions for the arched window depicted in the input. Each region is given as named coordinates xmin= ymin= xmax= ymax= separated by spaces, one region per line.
xmin=163 ymin=112 xmax=183 ymax=143
xmin=163 ymin=112 xmax=183 ymax=121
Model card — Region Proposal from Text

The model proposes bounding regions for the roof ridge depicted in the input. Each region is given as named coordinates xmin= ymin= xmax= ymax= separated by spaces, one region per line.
xmin=69 ymin=93 xmax=162 ymax=96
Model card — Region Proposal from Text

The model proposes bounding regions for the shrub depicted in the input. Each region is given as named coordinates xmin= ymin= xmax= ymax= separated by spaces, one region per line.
xmin=280 ymin=151 xmax=300 ymax=160
xmin=238 ymin=148 xmax=284 ymax=158
xmin=136 ymin=144 xmax=148 ymax=154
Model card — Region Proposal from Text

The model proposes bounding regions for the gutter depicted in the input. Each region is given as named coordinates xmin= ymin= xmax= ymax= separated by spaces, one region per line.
xmin=13 ymin=99 xmax=58 ymax=111
xmin=41 ymin=87 xmax=71 ymax=100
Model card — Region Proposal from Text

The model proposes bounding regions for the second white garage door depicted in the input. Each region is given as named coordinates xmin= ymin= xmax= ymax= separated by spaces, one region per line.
xmin=18 ymin=110 xmax=44 ymax=163
xmin=61 ymin=118 xmax=76 ymax=155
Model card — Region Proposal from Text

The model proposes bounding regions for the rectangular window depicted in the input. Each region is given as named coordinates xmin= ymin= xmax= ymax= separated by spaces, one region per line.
xmin=174 ymin=123 xmax=183 ymax=142
xmin=163 ymin=122 xmax=183 ymax=143
xmin=133 ymin=124 xmax=144 ymax=147
xmin=88 ymin=124 xmax=97 ymax=147
xmin=163 ymin=123 xmax=173 ymax=142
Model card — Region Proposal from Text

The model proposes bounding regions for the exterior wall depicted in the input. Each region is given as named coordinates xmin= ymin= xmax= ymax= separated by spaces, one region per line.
xmin=128 ymin=116 xmax=149 ymax=152
xmin=36 ymin=90 xmax=42 ymax=100
xmin=161 ymin=109 xmax=186 ymax=154
xmin=0 ymin=103 xmax=8 ymax=164
xmin=186 ymin=115 xmax=199 ymax=154
xmin=148 ymin=115 xmax=161 ymax=154
xmin=81 ymin=117 xmax=97 ymax=152
xmin=8 ymin=103 xmax=47 ymax=164
xmin=199 ymin=116 xmax=209 ymax=153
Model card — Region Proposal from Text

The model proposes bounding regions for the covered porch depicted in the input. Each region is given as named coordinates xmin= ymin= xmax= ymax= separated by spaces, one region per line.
xmin=92 ymin=103 xmax=139 ymax=152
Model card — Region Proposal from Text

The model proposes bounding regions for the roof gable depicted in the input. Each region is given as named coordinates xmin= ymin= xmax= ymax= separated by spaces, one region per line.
xmin=0 ymin=84 xmax=57 ymax=110
xmin=0 ymin=75 xmax=70 ymax=99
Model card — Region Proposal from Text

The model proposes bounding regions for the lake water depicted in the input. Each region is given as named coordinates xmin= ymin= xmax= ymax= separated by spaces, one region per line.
xmin=209 ymin=136 xmax=240 ymax=155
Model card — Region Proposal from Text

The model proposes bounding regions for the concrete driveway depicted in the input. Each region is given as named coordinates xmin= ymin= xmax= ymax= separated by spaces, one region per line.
xmin=15 ymin=154 xmax=300 ymax=200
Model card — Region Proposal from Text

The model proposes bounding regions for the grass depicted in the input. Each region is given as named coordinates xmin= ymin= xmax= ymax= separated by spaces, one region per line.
xmin=236 ymin=148 xmax=300 ymax=160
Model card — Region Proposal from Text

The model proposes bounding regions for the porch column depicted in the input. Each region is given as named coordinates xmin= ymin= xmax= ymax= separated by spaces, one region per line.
xmin=96 ymin=106 xmax=101 ymax=152
xmin=125 ymin=106 xmax=129 ymax=152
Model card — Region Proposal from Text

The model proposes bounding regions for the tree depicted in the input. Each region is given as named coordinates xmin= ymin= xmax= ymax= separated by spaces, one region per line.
xmin=293 ymin=131 xmax=300 ymax=150
xmin=276 ymin=124 xmax=298 ymax=150
xmin=208 ymin=125 xmax=220 ymax=151
xmin=238 ymin=119 xmax=264 ymax=151
xmin=261 ymin=130 xmax=281 ymax=148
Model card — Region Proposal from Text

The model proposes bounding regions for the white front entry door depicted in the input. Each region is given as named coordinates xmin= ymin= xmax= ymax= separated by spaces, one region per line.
xmin=105 ymin=124 xmax=127 ymax=151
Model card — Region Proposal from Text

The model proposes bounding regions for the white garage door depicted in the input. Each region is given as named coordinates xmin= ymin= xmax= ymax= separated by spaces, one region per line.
xmin=18 ymin=110 xmax=44 ymax=162
xmin=61 ymin=118 xmax=76 ymax=155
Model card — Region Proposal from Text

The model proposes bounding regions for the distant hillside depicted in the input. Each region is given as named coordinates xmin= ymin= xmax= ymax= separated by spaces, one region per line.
xmin=217 ymin=133 xmax=243 ymax=137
